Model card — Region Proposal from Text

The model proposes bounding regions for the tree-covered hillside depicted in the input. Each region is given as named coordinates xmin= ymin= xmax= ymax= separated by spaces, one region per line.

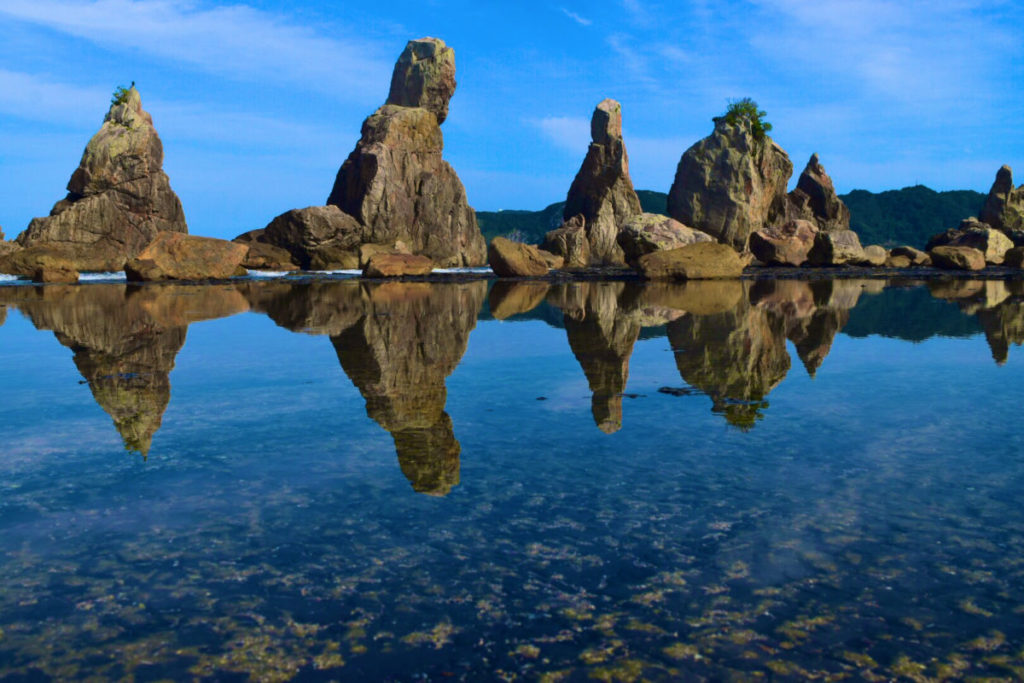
xmin=477 ymin=186 xmax=985 ymax=249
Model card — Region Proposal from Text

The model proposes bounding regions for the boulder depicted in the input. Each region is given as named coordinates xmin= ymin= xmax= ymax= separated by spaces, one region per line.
xmin=890 ymin=245 xmax=930 ymax=266
xmin=886 ymin=254 xmax=912 ymax=268
xmin=980 ymin=165 xmax=1024 ymax=233
xmin=562 ymin=99 xmax=643 ymax=264
xmin=0 ymin=245 xmax=81 ymax=278
xmin=786 ymin=154 xmax=850 ymax=231
xmin=806 ymin=229 xmax=865 ymax=266
xmin=667 ymin=118 xmax=793 ymax=250
xmin=326 ymin=38 xmax=486 ymax=267
xmin=929 ymin=245 xmax=985 ymax=271
xmin=359 ymin=242 xmax=412 ymax=268
xmin=617 ymin=213 xmax=713 ymax=265
xmin=636 ymin=242 xmax=745 ymax=280
xmin=16 ymin=87 xmax=187 ymax=271
xmin=749 ymin=219 xmax=818 ymax=266
xmin=363 ymin=253 xmax=434 ymax=277
xmin=540 ymin=215 xmax=591 ymax=268
xmin=241 ymin=241 xmax=299 ymax=271
xmin=124 ymin=233 xmax=247 ymax=281
xmin=860 ymin=244 xmax=888 ymax=266
xmin=262 ymin=205 xmax=362 ymax=269
xmin=926 ymin=218 xmax=1013 ymax=264
xmin=487 ymin=236 xmax=550 ymax=277
xmin=33 ymin=264 xmax=78 ymax=284
xmin=1004 ymin=246 xmax=1024 ymax=268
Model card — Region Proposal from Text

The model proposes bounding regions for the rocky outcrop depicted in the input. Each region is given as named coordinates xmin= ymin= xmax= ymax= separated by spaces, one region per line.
xmin=806 ymin=229 xmax=865 ymax=266
xmin=363 ymin=252 xmax=434 ymax=277
xmin=616 ymin=213 xmax=713 ymax=265
xmin=124 ymin=233 xmax=247 ymax=281
xmin=749 ymin=219 xmax=818 ymax=266
xmin=330 ymin=281 xmax=486 ymax=495
xmin=561 ymin=99 xmax=643 ymax=265
xmin=260 ymin=206 xmax=362 ymax=269
xmin=488 ymin=236 xmax=550 ymax=276
xmin=541 ymin=215 xmax=591 ymax=269
xmin=667 ymin=118 xmax=793 ymax=250
xmin=926 ymin=218 xmax=1013 ymax=264
xmin=636 ymin=242 xmax=745 ymax=280
xmin=929 ymin=245 xmax=985 ymax=271
xmin=786 ymin=154 xmax=850 ymax=232
xmin=15 ymin=87 xmax=186 ymax=271
xmin=325 ymin=38 xmax=486 ymax=267
xmin=980 ymin=165 xmax=1024 ymax=234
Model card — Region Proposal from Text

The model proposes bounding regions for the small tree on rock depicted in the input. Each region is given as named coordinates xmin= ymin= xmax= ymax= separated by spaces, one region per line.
xmin=715 ymin=97 xmax=773 ymax=140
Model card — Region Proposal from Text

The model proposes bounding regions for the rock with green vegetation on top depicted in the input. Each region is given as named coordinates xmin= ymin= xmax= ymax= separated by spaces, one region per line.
xmin=14 ymin=86 xmax=186 ymax=272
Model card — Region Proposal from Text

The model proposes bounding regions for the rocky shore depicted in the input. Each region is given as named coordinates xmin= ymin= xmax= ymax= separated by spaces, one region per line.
xmin=1 ymin=37 xmax=1023 ymax=285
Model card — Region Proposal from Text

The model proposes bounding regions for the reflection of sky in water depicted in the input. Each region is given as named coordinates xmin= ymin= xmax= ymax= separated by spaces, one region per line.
xmin=0 ymin=280 xmax=1023 ymax=679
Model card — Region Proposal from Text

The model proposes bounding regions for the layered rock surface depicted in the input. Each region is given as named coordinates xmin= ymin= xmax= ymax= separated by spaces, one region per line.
xmin=561 ymin=99 xmax=643 ymax=264
xmin=15 ymin=87 xmax=186 ymax=271
xmin=787 ymin=154 xmax=851 ymax=232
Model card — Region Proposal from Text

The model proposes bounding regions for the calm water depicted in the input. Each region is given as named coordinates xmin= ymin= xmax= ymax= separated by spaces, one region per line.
xmin=1 ymin=277 xmax=1023 ymax=680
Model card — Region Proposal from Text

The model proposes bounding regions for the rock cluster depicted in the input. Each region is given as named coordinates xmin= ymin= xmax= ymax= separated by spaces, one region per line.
xmin=14 ymin=87 xmax=187 ymax=272
xmin=980 ymin=165 xmax=1024 ymax=236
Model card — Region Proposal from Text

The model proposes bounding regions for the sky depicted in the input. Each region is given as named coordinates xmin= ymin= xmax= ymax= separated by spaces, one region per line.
xmin=1 ymin=0 xmax=1022 ymax=240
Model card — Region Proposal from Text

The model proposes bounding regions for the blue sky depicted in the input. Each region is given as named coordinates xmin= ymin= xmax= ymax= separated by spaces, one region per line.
xmin=1 ymin=0 xmax=1022 ymax=240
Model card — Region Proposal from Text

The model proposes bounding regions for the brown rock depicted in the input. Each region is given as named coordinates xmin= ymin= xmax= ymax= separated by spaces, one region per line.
xmin=929 ymin=245 xmax=986 ymax=271
xmin=749 ymin=219 xmax=818 ymax=266
xmin=359 ymin=242 xmax=412 ymax=268
xmin=487 ymin=236 xmax=550 ymax=276
xmin=617 ymin=213 xmax=713 ymax=265
xmin=1004 ymin=246 xmax=1024 ymax=268
xmin=326 ymin=39 xmax=486 ymax=267
xmin=541 ymin=215 xmax=591 ymax=268
xmin=537 ymin=249 xmax=564 ymax=269
xmin=890 ymin=245 xmax=930 ymax=265
xmin=980 ymin=165 xmax=1024 ymax=233
xmin=886 ymin=254 xmax=912 ymax=268
xmin=860 ymin=245 xmax=888 ymax=266
xmin=262 ymin=205 xmax=362 ymax=269
xmin=0 ymin=246 xmax=80 ymax=278
xmin=786 ymin=154 xmax=851 ymax=231
xmin=363 ymin=252 xmax=434 ymax=277
xmin=386 ymin=38 xmax=457 ymax=124
xmin=16 ymin=87 xmax=187 ymax=271
xmin=562 ymin=100 xmax=643 ymax=264
xmin=667 ymin=118 xmax=793 ymax=250
xmin=926 ymin=218 xmax=1013 ymax=264
xmin=241 ymin=242 xmax=298 ymax=271
xmin=636 ymin=242 xmax=745 ymax=280
xmin=124 ymin=233 xmax=248 ymax=281
xmin=33 ymin=265 xmax=79 ymax=283
xmin=806 ymin=229 xmax=865 ymax=266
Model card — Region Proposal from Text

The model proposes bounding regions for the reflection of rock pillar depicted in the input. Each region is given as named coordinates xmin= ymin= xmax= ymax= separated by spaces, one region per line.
xmin=558 ymin=283 xmax=641 ymax=433
xmin=331 ymin=282 xmax=485 ymax=496
xmin=977 ymin=302 xmax=1024 ymax=365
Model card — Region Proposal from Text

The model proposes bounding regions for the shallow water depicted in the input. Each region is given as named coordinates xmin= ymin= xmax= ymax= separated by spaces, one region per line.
xmin=1 ymin=277 xmax=1023 ymax=680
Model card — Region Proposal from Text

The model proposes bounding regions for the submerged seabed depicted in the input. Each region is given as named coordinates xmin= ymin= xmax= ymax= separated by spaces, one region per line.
xmin=1 ymin=278 xmax=1023 ymax=680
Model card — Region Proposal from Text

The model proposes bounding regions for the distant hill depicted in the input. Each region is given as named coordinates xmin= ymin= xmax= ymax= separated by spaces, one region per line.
xmin=477 ymin=186 xmax=985 ymax=249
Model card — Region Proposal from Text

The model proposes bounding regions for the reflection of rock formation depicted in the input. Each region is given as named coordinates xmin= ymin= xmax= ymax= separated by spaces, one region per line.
xmin=929 ymin=280 xmax=1024 ymax=364
xmin=548 ymin=283 xmax=641 ymax=433
xmin=1 ymin=284 xmax=248 ymax=455
xmin=488 ymin=281 xmax=549 ymax=320
xmin=331 ymin=282 xmax=486 ymax=495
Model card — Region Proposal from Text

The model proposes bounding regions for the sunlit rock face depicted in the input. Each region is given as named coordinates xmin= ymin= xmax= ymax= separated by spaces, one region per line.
xmin=1 ymin=284 xmax=247 ymax=455
xmin=330 ymin=281 xmax=486 ymax=495
xmin=16 ymin=87 xmax=187 ymax=271
xmin=549 ymin=282 xmax=641 ymax=433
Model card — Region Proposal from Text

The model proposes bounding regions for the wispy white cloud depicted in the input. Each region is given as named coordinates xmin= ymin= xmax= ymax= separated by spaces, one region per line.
xmin=0 ymin=69 xmax=106 ymax=125
xmin=606 ymin=34 xmax=656 ymax=86
xmin=560 ymin=7 xmax=592 ymax=26
xmin=0 ymin=0 xmax=392 ymax=102
xmin=530 ymin=115 xmax=590 ymax=154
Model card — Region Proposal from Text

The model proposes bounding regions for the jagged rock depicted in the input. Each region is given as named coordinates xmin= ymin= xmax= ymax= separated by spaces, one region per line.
xmin=488 ymin=281 xmax=549 ymax=319
xmin=980 ymin=165 xmax=1024 ymax=233
xmin=562 ymin=100 xmax=642 ymax=264
xmin=326 ymin=39 xmax=486 ymax=267
xmin=637 ymin=242 xmax=745 ymax=280
xmin=16 ymin=87 xmax=186 ymax=271
xmin=667 ymin=118 xmax=793 ymax=250
xmin=363 ymin=253 xmax=434 ymax=277
xmin=541 ymin=215 xmax=591 ymax=268
xmin=1004 ymin=247 xmax=1024 ymax=268
xmin=929 ymin=245 xmax=985 ymax=271
xmin=0 ymin=240 xmax=18 ymax=258
xmin=806 ymin=229 xmax=865 ymax=266
xmin=488 ymin=236 xmax=550 ymax=276
xmin=925 ymin=218 xmax=1013 ymax=264
xmin=860 ymin=245 xmax=888 ymax=266
xmin=890 ymin=245 xmax=930 ymax=266
xmin=787 ymin=154 xmax=850 ymax=231
xmin=617 ymin=213 xmax=713 ymax=265
xmin=261 ymin=206 xmax=362 ymax=269
xmin=124 ymin=233 xmax=247 ymax=281
xmin=749 ymin=219 xmax=818 ymax=266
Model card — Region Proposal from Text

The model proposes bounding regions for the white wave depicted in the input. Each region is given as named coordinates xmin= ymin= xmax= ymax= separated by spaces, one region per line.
xmin=0 ymin=274 xmax=22 ymax=283
xmin=244 ymin=270 xmax=293 ymax=279
xmin=432 ymin=267 xmax=494 ymax=274
xmin=78 ymin=271 xmax=127 ymax=282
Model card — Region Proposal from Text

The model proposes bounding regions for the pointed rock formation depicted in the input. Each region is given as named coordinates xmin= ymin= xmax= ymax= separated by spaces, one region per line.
xmin=667 ymin=118 xmax=793 ymax=251
xmin=325 ymin=38 xmax=486 ymax=267
xmin=15 ymin=87 xmax=186 ymax=271
xmin=980 ymin=165 xmax=1024 ymax=235
xmin=562 ymin=99 xmax=643 ymax=265
xmin=786 ymin=154 xmax=851 ymax=232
